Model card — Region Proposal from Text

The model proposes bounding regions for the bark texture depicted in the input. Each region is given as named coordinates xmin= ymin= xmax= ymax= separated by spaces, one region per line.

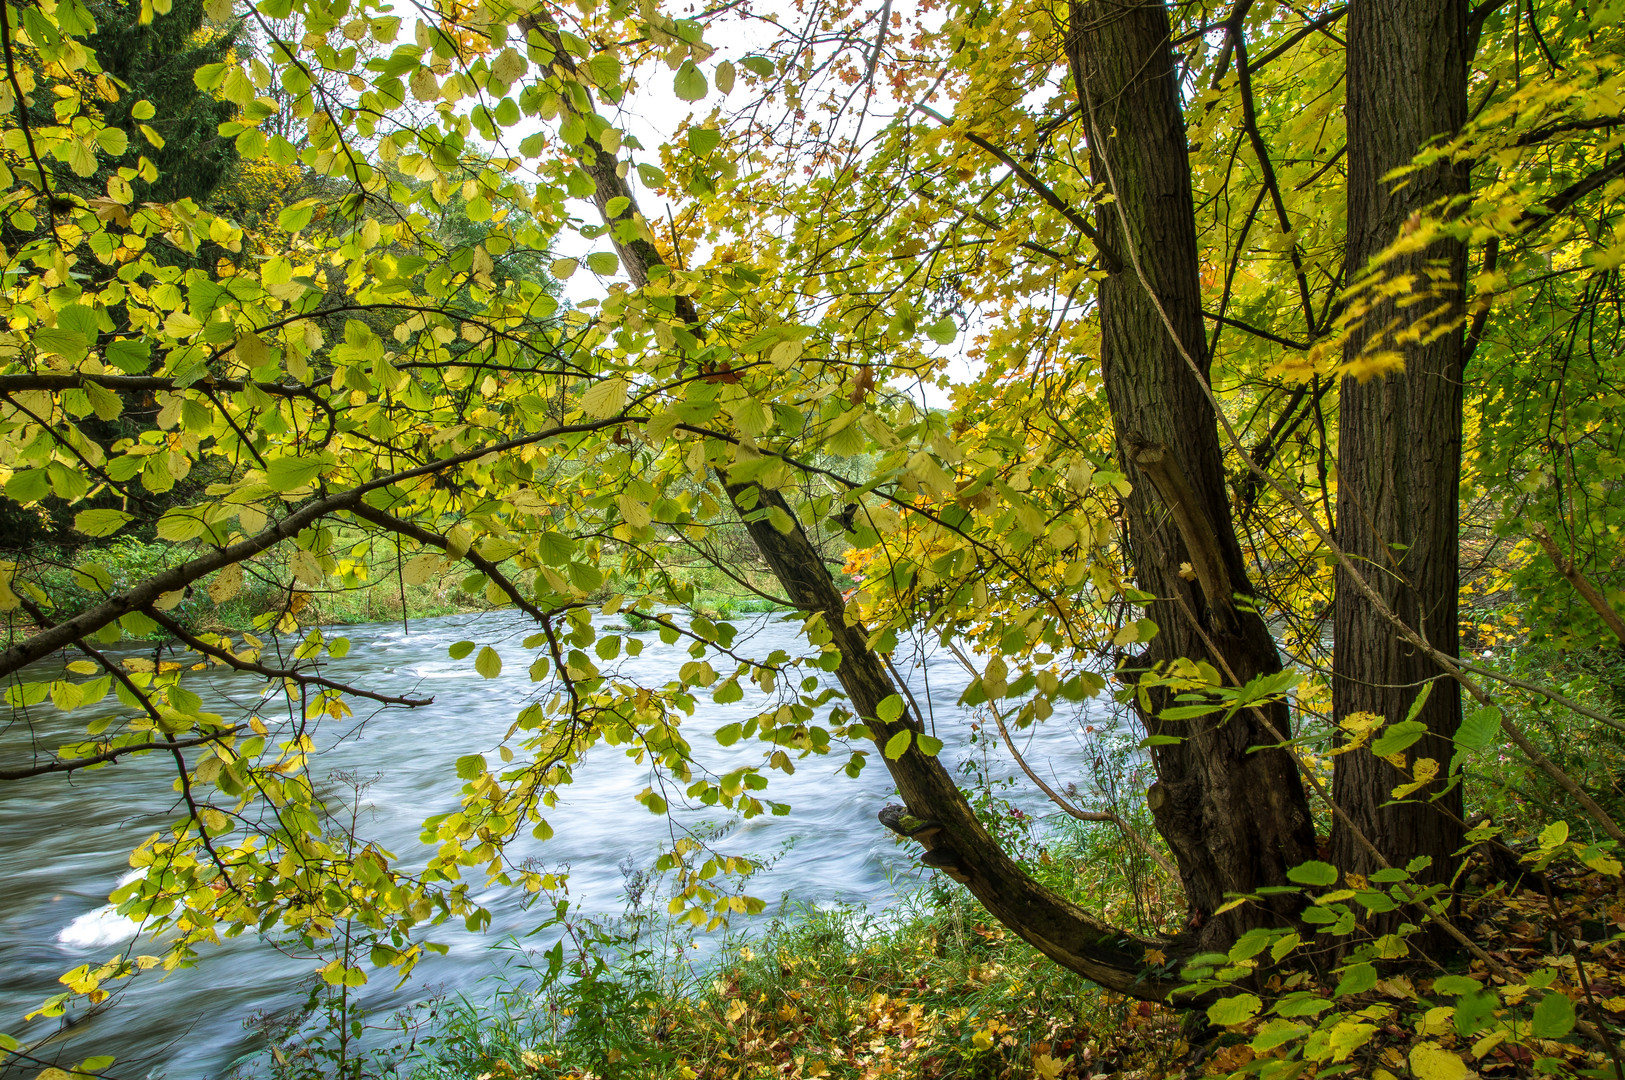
xmin=1331 ymin=0 xmax=1469 ymax=887
xmin=1067 ymin=0 xmax=1318 ymax=949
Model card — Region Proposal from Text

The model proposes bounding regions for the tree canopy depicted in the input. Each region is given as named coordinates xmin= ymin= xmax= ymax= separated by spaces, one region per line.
xmin=2 ymin=0 xmax=1624 ymax=1068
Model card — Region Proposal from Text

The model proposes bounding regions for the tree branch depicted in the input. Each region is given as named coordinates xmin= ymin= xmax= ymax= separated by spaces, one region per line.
xmin=912 ymin=103 xmax=1121 ymax=269
xmin=946 ymin=642 xmax=1178 ymax=879
xmin=0 ymin=418 xmax=632 ymax=679
xmin=0 ymin=731 xmax=244 ymax=781
xmin=1530 ymin=524 xmax=1625 ymax=648
xmin=140 ymin=607 xmax=435 ymax=708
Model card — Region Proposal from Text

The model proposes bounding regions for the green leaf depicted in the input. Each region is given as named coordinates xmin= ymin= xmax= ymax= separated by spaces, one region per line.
xmin=278 ymin=200 xmax=316 ymax=232
xmin=1455 ymin=705 xmax=1500 ymax=750
xmin=580 ymin=377 xmax=628 ymax=418
xmin=715 ymin=723 xmax=742 ymax=746
xmin=265 ymin=454 xmax=330 ymax=491
xmin=876 ymin=694 xmax=905 ymax=723
xmin=475 ymin=645 xmax=502 ymax=679
xmin=1159 ymin=704 xmax=1221 ymax=720
xmin=581 ymin=52 xmax=621 ymax=88
xmin=689 ymin=127 xmax=722 ymax=156
xmin=4 ymin=469 xmax=49 ymax=503
xmin=1534 ymin=987 xmax=1573 ymax=1039
xmin=448 ymin=640 xmax=476 ymax=660
xmin=455 ymin=754 xmax=486 ymax=779
xmin=1371 ymin=719 xmax=1427 ymax=758
xmin=1404 ymin=679 xmax=1435 ymax=723
xmin=537 ymin=531 xmax=575 ymax=566
xmin=1286 ymin=860 xmax=1338 ymax=886
xmin=105 ymin=338 xmax=151 ymax=373
xmin=926 ymin=316 xmax=957 ymax=344
xmin=916 ymin=734 xmax=944 ymax=756
xmin=33 ymin=327 xmax=89 ymax=361
xmin=1432 ymin=975 xmax=1483 ymax=996
xmin=1334 ymin=962 xmax=1377 ymax=997
xmin=673 ymin=60 xmax=707 ymax=101
xmin=883 ymin=729 xmax=912 ymax=760
xmin=1251 ymin=1019 xmax=1307 ymax=1053
xmin=1207 ymin=993 xmax=1262 ymax=1027
xmin=1539 ymin=820 xmax=1569 ymax=848
xmin=74 ymin=509 xmax=133 ymax=537
xmin=585 ymin=251 xmax=619 ymax=276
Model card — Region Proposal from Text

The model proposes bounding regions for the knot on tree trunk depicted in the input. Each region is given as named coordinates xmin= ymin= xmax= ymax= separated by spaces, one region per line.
xmin=879 ymin=802 xmax=970 ymax=883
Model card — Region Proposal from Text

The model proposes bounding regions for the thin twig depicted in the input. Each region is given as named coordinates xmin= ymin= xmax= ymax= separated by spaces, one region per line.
xmin=950 ymin=642 xmax=1179 ymax=878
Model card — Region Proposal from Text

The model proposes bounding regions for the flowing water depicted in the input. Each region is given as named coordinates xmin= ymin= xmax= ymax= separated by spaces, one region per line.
xmin=1 ymin=610 xmax=1127 ymax=1078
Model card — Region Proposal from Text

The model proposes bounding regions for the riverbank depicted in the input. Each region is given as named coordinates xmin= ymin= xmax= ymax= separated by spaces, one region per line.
xmin=239 ymin=809 xmax=1192 ymax=1080
xmin=31 ymin=537 xmax=796 ymax=636
xmin=222 ymin=635 xmax=1625 ymax=1080
xmin=237 ymin=816 xmax=1625 ymax=1080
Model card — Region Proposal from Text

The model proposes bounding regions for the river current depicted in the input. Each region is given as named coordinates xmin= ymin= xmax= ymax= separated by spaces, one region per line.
xmin=1 ymin=610 xmax=1129 ymax=1077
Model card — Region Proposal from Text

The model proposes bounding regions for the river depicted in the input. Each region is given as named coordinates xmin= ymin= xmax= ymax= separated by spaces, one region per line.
xmin=0 ymin=610 xmax=1130 ymax=1078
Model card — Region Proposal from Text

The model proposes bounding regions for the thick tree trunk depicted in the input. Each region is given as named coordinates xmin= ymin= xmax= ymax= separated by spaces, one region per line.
xmin=1331 ymin=0 xmax=1469 ymax=890
xmin=1067 ymin=0 xmax=1318 ymax=949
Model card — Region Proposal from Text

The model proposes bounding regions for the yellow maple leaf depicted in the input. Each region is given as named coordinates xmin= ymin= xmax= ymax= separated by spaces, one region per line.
xmin=1033 ymin=1051 xmax=1069 ymax=1080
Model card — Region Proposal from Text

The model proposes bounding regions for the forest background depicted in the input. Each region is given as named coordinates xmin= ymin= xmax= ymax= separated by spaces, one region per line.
xmin=1 ymin=0 xmax=1624 ymax=1075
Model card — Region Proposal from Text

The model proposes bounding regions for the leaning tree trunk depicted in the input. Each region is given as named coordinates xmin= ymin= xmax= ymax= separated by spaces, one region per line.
xmin=522 ymin=16 xmax=1194 ymax=1000
xmin=1331 ymin=0 xmax=1469 ymax=893
xmin=1067 ymin=0 xmax=1318 ymax=950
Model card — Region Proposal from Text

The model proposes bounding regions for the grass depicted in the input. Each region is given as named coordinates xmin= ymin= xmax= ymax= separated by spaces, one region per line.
xmin=402 ymin=811 xmax=1189 ymax=1080
xmin=406 ymin=897 xmax=1186 ymax=1080
xmin=227 ymin=640 xmax=1625 ymax=1080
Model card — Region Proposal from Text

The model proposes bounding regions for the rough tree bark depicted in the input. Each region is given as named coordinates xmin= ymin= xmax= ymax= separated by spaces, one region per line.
xmin=1331 ymin=0 xmax=1469 ymax=890
xmin=1066 ymin=0 xmax=1318 ymax=949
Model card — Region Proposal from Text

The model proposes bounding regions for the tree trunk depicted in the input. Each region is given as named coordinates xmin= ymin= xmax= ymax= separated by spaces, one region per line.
xmin=1331 ymin=0 xmax=1469 ymax=892
xmin=528 ymin=14 xmax=1189 ymax=998
xmin=1067 ymin=0 xmax=1318 ymax=950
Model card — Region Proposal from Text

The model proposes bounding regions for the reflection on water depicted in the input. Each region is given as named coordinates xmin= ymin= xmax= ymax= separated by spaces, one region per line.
xmin=0 ymin=610 xmax=1125 ymax=1077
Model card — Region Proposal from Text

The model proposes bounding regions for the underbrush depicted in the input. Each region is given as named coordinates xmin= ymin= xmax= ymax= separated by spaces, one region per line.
xmin=404 ymin=844 xmax=1189 ymax=1080
xmin=150 ymin=645 xmax=1625 ymax=1080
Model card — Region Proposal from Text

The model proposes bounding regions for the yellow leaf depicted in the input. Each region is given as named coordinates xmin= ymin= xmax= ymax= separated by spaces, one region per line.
xmin=1410 ymin=1042 xmax=1471 ymax=1080
xmin=581 ymin=377 xmax=628 ymax=418
xmin=617 ymin=493 xmax=651 ymax=528
xmin=1392 ymin=757 xmax=1440 ymax=799
xmin=402 ymin=552 xmax=441 ymax=586
xmin=209 ymin=562 xmax=243 ymax=604
xmin=1033 ymin=1052 xmax=1068 ymax=1080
